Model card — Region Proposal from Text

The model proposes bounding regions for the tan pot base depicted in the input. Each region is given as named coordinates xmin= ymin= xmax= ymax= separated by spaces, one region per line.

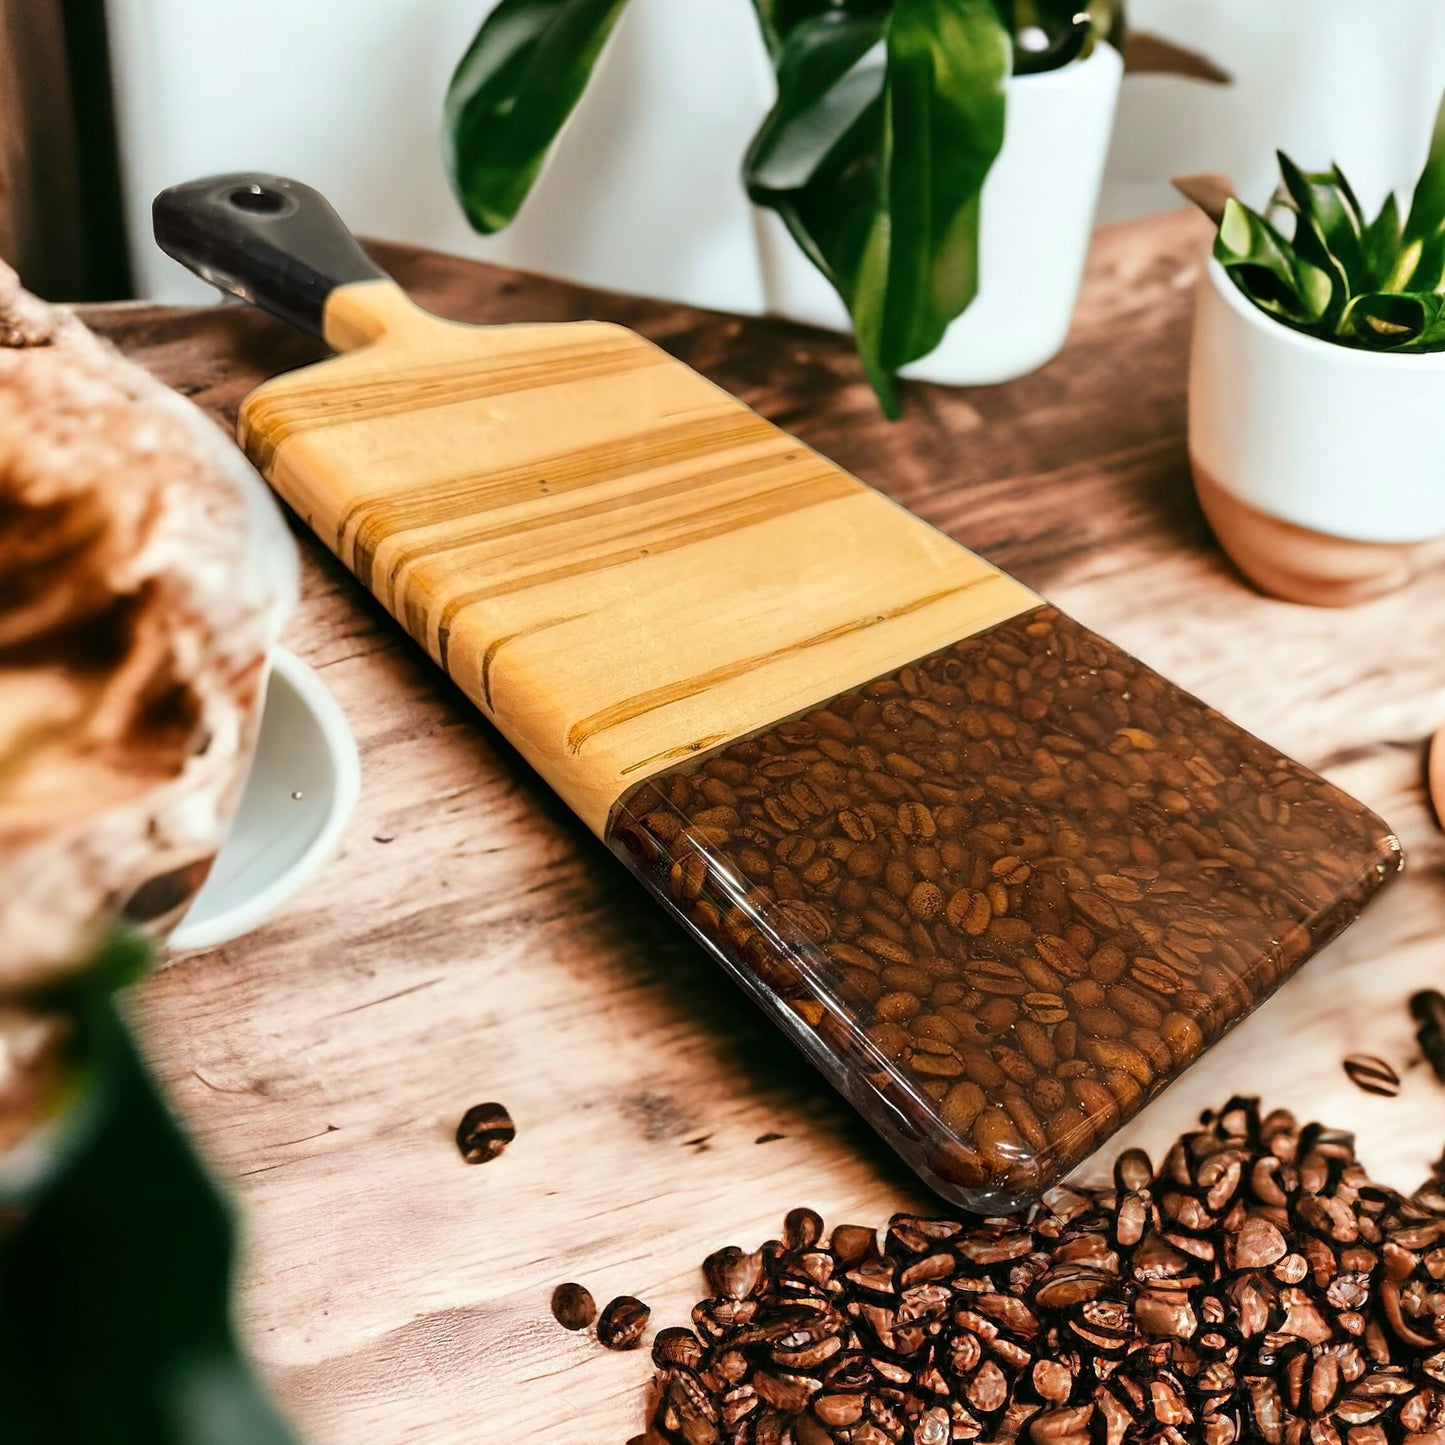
xmin=1192 ymin=463 xmax=1431 ymax=607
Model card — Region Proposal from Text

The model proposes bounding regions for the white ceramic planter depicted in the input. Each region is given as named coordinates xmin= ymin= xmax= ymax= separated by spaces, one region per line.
xmin=1189 ymin=257 xmax=1445 ymax=605
xmin=1102 ymin=0 xmax=1445 ymax=224
xmin=108 ymin=0 xmax=772 ymax=311
xmin=757 ymin=42 xmax=1123 ymax=385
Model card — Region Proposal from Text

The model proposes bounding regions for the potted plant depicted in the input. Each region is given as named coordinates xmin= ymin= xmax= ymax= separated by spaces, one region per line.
xmin=1186 ymin=96 xmax=1445 ymax=606
xmin=445 ymin=0 xmax=1125 ymax=412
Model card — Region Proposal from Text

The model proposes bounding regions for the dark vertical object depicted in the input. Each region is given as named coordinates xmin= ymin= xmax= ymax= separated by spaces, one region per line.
xmin=0 ymin=0 xmax=86 ymax=297
xmin=0 ymin=0 xmax=130 ymax=300
xmin=61 ymin=0 xmax=132 ymax=299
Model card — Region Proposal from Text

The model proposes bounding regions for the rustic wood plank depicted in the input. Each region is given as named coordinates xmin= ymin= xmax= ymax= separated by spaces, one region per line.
xmin=87 ymin=210 xmax=1445 ymax=1444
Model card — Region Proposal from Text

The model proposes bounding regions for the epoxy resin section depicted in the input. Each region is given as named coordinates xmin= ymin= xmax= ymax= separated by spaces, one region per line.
xmin=607 ymin=605 xmax=1402 ymax=1211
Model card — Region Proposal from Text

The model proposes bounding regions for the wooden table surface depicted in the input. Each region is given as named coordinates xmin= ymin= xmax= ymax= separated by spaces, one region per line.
xmin=84 ymin=209 xmax=1445 ymax=1444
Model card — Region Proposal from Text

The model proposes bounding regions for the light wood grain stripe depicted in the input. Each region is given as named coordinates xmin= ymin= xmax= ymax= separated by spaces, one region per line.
xmin=390 ymin=449 xmax=820 ymax=635
xmin=346 ymin=410 xmax=774 ymax=584
xmin=354 ymin=427 xmax=797 ymax=604
xmin=244 ymin=333 xmax=661 ymax=465
xmin=433 ymin=465 xmax=856 ymax=668
xmin=565 ymin=575 xmax=1007 ymax=754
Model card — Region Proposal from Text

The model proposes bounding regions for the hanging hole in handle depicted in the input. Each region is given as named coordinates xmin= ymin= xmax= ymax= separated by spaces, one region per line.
xmin=227 ymin=184 xmax=289 ymax=215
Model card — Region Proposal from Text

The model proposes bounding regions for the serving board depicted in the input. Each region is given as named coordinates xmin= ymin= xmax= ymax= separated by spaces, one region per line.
xmin=87 ymin=208 xmax=1445 ymax=1444
xmin=245 ymin=275 xmax=1037 ymax=835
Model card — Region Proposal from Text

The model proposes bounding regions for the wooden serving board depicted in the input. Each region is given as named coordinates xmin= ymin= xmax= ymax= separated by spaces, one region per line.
xmin=247 ymin=278 xmax=1036 ymax=834
xmin=87 ymin=209 xmax=1445 ymax=1445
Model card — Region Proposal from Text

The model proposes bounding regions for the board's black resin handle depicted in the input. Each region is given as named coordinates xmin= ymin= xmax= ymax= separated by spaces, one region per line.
xmin=153 ymin=174 xmax=388 ymax=339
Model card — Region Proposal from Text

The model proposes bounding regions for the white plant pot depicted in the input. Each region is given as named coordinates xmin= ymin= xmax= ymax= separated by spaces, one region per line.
xmin=1102 ymin=0 xmax=1445 ymax=224
xmin=756 ymin=42 xmax=1123 ymax=386
xmin=107 ymin=0 xmax=773 ymax=311
xmin=1189 ymin=257 xmax=1445 ymax=605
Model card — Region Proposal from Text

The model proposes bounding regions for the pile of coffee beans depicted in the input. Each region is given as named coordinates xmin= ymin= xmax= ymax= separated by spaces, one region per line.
xmin=631 ymin=1099 xmax=1445 ymax=1445
xmin=611 ymin=607 xmax=1399 ymax=1207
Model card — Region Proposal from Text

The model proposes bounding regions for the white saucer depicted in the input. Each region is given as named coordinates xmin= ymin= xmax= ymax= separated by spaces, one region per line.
xmin=167 ymin=647 xmax=360 ymax=953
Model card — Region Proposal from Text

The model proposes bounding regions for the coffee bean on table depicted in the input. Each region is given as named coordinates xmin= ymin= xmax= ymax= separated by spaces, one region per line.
xmin=610 ymin=606 xmax=1400 ymax=1208
xmin=596 ymin=1295 xmax=651 ymax=1351
xmin=455 ymin=1101 xmax=515 ymax=1163
xmin=1342 ymin=1052 xmax=1402 ymax=1097
xmin=631 ymin=1097 xmax=1445 ymax=1445
xmin=549 ymin=1281 xmax=596 ymax=1331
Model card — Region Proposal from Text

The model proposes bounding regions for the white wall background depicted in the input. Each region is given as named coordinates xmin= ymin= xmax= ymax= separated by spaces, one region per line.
xmin=1104 ymin=0 xmax=1445 ymax=223
xmin=109 ymin=0 xmax=773 ymax=306
xmin=109 ymin=0 xmax=1445 ymax=305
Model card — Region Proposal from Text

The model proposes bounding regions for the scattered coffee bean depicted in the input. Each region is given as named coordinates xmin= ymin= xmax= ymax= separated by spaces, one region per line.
xmin=597 ymin=1295 xmax=651 ymax=1351
xmin=635 ymin=1098 xmax=1445 ymax=1445
xmin=1412 ymin=990 xmax=1445 ymax=1083
xmin=611 ymin=607 xmax=1400 ymax=1208
xmin=454 ymin=1101 xmax=515 ymax=1163
xmin=549 ymin=1281 xmax=596 ymax=1332
xmin=1343 ymin=1052 xmax=1403 ymax=1097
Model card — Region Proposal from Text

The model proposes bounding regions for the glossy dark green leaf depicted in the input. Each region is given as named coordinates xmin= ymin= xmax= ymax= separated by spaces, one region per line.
xmin=0 ymin=936 xmax=297 ymax=1445
xmin=750 ymin=0 xmax=888 ymax=61
xmin=1215 ymin=197 xmax=1332 ymax=325
xmin=1404 ymin=88 xmax=1445 ymax=246
xmin=1005 ymin=0 xmax=1099 ymax=71
xmin=868 ymin=0 xmax=1010 ymax=375
xmin=745 ymin=9 xmax=888 ymax=319
xmin=1012 ymin=12 xmax=1093 ymax=75
xmin=746 ymin=13 xmax=889 ymax=197
xmin=748 ymin=0 xmax=1009 ymax=414
xmin=444 ymin=0 xmax=632 ymax=234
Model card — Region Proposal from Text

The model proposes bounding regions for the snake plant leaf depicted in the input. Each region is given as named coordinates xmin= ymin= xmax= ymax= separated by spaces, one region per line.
xmin=0 ymin=936 xmax=297 ymax=1445
xmin=445 ymin=0 xmax=632 ymax=234
xmin=748 ymin=0 xmax=1009 ymax=414
xmin=1216 ymin=197 xmax=1332 ymax=324
xmin=1361 ymin=191 xmax=1403 ymax=289
xmin=1340 ymin=289 xmax=1443 ymax=349
xmin=1213 ymin=97 xmax=1445 ymax=352
xmin=1406 ymin=302 xmax=1445 ymax=349
xmin=1404 ymin=88 xmax=1445 ymax=246
xmin=1405 ymin=224 xmax=1445 ymax=294
xmin=1275 ymin=153 xmax=1363 ymax=314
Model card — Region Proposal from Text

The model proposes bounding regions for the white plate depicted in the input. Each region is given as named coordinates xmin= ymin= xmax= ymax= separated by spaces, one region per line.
xmin=168 ymin=647 xmax=360 ymax=953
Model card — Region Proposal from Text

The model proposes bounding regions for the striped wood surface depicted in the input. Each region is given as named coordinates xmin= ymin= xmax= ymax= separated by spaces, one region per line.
xmin=240 ymin=279 xmax=1038 ymax=835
